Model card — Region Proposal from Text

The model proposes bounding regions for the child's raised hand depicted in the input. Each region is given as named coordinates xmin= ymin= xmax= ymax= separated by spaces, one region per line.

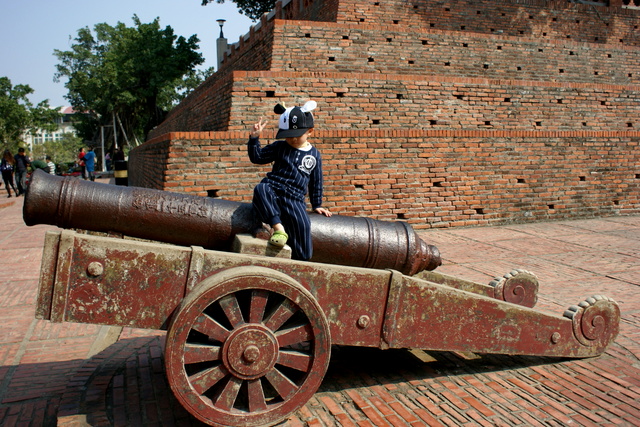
xmin=250 ymin=117 xmax=268 ymax=138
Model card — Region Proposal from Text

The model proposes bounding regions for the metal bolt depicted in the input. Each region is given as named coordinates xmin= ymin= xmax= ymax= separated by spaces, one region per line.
xmin=243 ymin=345 xmax=260 ymax=363
xmin=357 ymin=315 xmax=370 ymax=329
xmin=551 ymin=332 xmax=561 ymax=344
xmin=87 ymin=261 xmax=104 ymax=277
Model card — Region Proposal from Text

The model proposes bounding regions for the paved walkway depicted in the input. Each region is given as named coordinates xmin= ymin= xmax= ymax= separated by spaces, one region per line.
xmin=0 ymin=180 xmax=638 ymax=426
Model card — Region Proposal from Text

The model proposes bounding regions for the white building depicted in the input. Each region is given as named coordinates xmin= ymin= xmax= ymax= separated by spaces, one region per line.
xmin=23 ymin=106 xmax=77 ymax=151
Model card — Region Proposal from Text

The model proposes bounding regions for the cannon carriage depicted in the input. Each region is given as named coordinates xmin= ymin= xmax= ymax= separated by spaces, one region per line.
xmin=25 ymin=170 xmax=620 ymax=427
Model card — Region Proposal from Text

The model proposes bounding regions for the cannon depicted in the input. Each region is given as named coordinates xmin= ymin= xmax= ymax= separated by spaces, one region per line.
xmin=26 ymin=170 xmax=620 ymax=427
xmin=24 ymin=170 xmax=441 ymax=275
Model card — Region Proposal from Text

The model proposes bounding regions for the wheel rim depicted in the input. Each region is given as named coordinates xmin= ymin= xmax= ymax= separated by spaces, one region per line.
xmin=165 ymin=267 xmax=330 ymax=427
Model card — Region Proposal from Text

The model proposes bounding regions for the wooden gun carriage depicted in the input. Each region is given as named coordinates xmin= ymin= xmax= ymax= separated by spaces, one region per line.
xmin=25 ymin=170 xmax=620 ymax=427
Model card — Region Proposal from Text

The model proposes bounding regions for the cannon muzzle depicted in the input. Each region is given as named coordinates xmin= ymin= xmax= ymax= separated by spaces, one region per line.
xmin=24 ymin=170 xmax=441 ymax=274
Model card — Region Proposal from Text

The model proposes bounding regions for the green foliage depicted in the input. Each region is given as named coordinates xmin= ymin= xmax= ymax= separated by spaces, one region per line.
xmin=31 ymin=133 xmax=83 ymax=167
xmin=70 ymin=113 xmax=102 ymax=142
xmin=54 ymin=16 xmax=205 ymax=141
xmin=0 ymin=77 xmax=60 ymax=152
xmin=201 ymin=0 xmax=276 ymax=21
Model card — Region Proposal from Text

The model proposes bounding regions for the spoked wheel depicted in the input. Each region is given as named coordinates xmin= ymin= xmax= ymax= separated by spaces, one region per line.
xmin=165 ymin=266 xmax=331 ymax=427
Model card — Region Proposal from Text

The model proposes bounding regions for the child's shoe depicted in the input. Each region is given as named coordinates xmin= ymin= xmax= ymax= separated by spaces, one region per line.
xmin=269 ymin=230 xmax=288 ymax=247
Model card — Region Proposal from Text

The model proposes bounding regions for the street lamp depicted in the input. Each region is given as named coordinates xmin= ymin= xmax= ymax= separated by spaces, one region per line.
xmin=216 ymin=19 xmax=226 ymax=38
xmin=216 ymin=19 xmax=228 ymax=71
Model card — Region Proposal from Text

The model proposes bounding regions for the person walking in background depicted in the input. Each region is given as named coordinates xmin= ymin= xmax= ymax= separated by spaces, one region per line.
xmin=14 ymin=148 xmax=30 ymax=196
xmin=105 ymin=152 xmax=112 ymax=171
xmin=46 ymin=156 xmax=55 ymax=175
xmin=1 ymin=150 xmax=18 ymax=198
xmin=83 ymin=147 xmax=96 ymax=181
xmin=78 ymin=147 xmax=87 ymax=179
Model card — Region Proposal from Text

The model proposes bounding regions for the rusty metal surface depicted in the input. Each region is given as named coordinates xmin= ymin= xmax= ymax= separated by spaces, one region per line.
xmin=34 ymin=229 xmax=621 ymax=426
xmin=489 ymin=269 xmax=539 ymax=307
xmin=36 ymin=230 xmax=392 ymax=348
xmin=44 ymin=230 xmax=191 ymax=328
xmin=382 ymin=274 xmax=619 ymax=358
xmin=37 ymin=230 xmax=619 ymax=358
xmin=24 ymin=170 xmax=440 ymax=275
xmin=27 ymin=171 xmax=622 ymax=426
xmin=165 ymin=266 xmax=331 ymax=427
xmin=34 ymin=231 xmax=60 ymax=320
xmin=416 ymin=269 xmax=539 ymax=308
xmin=311 ymin=213 xmax=441 ymax=274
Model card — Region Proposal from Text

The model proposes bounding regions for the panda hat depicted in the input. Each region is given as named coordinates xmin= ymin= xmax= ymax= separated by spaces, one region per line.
xmin=274 ymin=100 xmax=317 ymax=139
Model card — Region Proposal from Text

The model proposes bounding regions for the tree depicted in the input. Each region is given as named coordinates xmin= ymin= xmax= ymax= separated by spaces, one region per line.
xmin=31 ymin=133 xmax=83 ymax=170
xmin=54 ymin=15 xmax=205 ymax=143
xmin=0 ymin=77 xmax=60 ymax=152
xmin=201 ymin=0 xmax=276 ymax=21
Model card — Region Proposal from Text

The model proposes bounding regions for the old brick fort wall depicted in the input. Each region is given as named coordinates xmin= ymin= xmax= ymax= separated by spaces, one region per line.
xmin=131 ymin=0 xmax=640 ymax=229
xmin=132 ymin=130 xmax=639 ymax=229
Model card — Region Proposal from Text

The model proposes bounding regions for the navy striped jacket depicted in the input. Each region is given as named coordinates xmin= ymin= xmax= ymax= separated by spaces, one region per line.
xmin=248 ymin=138 xmax=324 ymax=209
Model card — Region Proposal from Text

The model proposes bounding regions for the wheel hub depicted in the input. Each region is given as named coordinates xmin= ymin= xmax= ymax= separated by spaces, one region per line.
xmin=222 ymin=324 xmax=278 ymax=380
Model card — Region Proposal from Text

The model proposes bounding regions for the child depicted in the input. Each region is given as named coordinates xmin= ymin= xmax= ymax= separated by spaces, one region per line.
xmin=248 ymin=100 xmax=332 ymax=261
xmin=46 ymin=156 xmax=56 ymax=175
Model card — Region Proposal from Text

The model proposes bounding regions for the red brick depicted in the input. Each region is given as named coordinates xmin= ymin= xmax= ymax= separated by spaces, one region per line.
xmin=413 ymin=408 xmax=444 ymax=427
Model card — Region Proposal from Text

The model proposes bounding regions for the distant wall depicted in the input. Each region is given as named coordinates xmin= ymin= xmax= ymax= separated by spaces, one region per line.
xmin=335 ymin=0 xmax=640 ymax=46
xmin=130 ymin=130 xmax=640 ymax=229
xmin=233 ymin=71 xmax=639 ymax=130
xmin=152 ymin=70 xmax=640 ymax=134
xmin=273 ymin=21 xmax=640 ymax=84
xmin=150 ymin=13 xmax=640 ymax=138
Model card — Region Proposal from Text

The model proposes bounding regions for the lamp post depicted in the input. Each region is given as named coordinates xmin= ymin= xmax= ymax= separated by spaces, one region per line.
xmin=216 ymin=19 xmax=226 ymax=38
xmin=216 ymin=19 xmax=228 ymax=71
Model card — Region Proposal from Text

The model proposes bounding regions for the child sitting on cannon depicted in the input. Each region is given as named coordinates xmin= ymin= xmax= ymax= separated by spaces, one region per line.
xmin=248 ymin=100 xmax=332 ymax=261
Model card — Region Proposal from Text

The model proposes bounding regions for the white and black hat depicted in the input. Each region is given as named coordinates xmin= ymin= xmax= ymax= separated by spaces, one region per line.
xmin=275 ymin=100 xmax=317 ymax=138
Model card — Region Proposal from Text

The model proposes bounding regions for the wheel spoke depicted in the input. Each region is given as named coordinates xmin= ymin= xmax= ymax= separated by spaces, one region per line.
xmin=219 ymin=293 xmax=244 ymax=328
xmin=265 ymin=368 xmax=299 ymax=400
xmin=184 ymin=343 xmax=221 ymax=364
xmin=189 ymin=365 xmax=228 ymax=395
xmin=192 ymin=313 xmax=230 ymax=342
xmin=264 ymin=299 xmax=297 ymax=331
xmin=214 ymin=376 xmax=243 ymax=411
xmin=276 ymin=323 xmax=313 ymax=347
xmin=247 ymin=379 xmax=268 ymax=412
xmin=184 ymin=344 xmax=220 ymax=365
xmin=277 ymin=350 xmax=312 ymax=372
xmin=249 ymin=290 xmax=269 ymax=323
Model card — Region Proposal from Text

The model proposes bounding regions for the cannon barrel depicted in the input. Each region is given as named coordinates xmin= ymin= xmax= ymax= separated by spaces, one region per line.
xmin=23 ymin=170 xmax=441 ymax=274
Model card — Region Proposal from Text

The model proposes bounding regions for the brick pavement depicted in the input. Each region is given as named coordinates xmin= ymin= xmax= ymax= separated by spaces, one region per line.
xmin=0 ymin=181 xmax=639 ymax=426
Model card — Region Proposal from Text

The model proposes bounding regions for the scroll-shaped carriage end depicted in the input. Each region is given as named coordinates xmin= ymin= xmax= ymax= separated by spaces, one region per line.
xmin=564 ymin=295 xmax=621 ymax=351
xmin=489 ymin=269 xmax=539 ymax=308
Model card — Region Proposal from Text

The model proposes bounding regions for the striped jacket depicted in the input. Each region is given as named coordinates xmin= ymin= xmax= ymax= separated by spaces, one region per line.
xmin=248 ymin=138 xmax=324 ymax=209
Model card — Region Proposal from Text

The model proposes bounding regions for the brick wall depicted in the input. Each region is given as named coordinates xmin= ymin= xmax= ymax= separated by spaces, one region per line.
xmin=150 ymin=74 xmax=235 ymax=136
xmin=335 ymin=0 xmax=640 ymax=46
xmin=153 ymin=53 xmax=639 ymax=138
xmin=148 ymin=18 xmax=277 ymax=140
xmin=272 ymin=20 xmax=640 ymax=85
xmin=137 ymin=0 xmax=640 ymax=228
xmin=150 ymin=11 xmax=639 ymax=138
xmin=280 ymin=0 xmax=339 ymax=21
xmin=157 ymin=70 xmax=640 ymax=133
xmin=130 ymin=130 xmax=640 ymax=228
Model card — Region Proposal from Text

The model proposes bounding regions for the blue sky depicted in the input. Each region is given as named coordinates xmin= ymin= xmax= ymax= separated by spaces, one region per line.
xmin=0 ymin=0 xmax=254 ymax=107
